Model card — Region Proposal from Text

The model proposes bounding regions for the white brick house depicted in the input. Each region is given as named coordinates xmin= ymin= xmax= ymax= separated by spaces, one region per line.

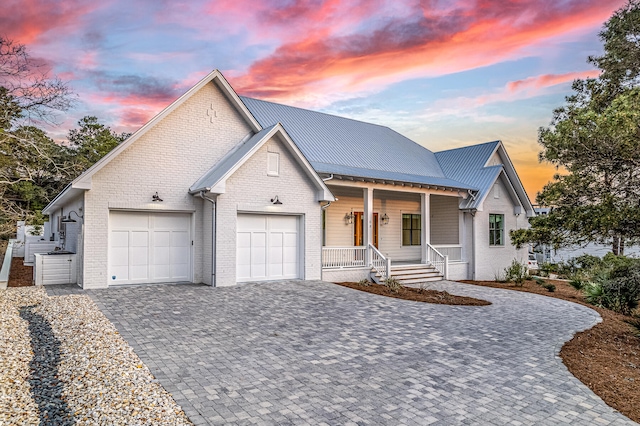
xmin=43 ymin=70 xmax=533 ymax=289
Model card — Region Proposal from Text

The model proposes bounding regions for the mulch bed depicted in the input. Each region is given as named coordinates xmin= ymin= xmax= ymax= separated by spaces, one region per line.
xmin=461 ymin=279 xmax=640 ymax=423
xmin=335 ymin=281 xmax=491 ymax=306
xmin=8 ymin=258 xmax=34 ymax=287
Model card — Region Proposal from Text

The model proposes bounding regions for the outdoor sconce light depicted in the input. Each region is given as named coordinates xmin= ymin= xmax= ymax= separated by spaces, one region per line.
xmin=152 ymin=192 xmax=163 ymax=202
xmin=271 ymin=195 xmax=283 ymax=205
xmin=381 ymin=213 xmax=389 ymax=226
xmin=344 ymin=212 xmax=354 ymax=225
xmin=61 ymin=210 xmax=83 ymax=223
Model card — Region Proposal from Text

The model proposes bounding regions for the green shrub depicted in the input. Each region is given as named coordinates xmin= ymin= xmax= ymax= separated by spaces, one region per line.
xmin=575 ymin=254 xmax=602 ymax=270
xmin=583 ymin=261 xmax=640 ymax=315
xmin=538 ymin=262 xmax=558 ymax=277
xmin=557 ymin=259 xmax=578 ymax=278
xmin=357 ymin=278 xmax=371 ymax=287
xmin=505 ymin=259 xmax=528 ymax=286
xmin=534 ymin=277 xmax=546 ymax=286
xmin=542 ymin=283 xmax=556 ymax=292
xmin=384 ymin=277 xmax=402 ymax=293
xmin=568 ymin=278 xmax=585 ymax=291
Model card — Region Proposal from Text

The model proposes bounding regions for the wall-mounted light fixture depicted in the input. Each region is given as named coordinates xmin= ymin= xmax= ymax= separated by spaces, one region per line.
xmin=381 ymin=213 xmax=389 ymax=226
xmin=61 ymin=210 xmax=83 ymax=223
xmin=152 ymin=192 xmax=163 ymax=202
xmin=344 ymin=212 xmax=354 ymax=225
xmin=271 ymin=195 xmax=283 ymax=205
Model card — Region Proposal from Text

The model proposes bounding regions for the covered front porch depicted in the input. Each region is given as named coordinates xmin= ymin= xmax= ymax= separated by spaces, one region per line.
xmin=321 ymin=182 xmax=470 ymax=283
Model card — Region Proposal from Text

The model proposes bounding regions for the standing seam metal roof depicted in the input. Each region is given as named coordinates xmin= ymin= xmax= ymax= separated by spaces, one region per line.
xmin=435 ymin=141 xmax=502 ymax=209
xmin=240 ymin=96 xmax=454 ymax=184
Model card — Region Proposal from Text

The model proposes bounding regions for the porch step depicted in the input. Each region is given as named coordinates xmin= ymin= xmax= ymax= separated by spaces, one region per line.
xmin=371 ymin=263 xmax=444 ymax=284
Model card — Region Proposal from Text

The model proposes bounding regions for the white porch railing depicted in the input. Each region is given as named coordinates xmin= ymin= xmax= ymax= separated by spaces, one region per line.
xmin=369 ymin=244 xmax=391 ymax=281
xmin=432 ymin=245 xmax=462 ymax=262
xmin=322 ymin=246 xmax=367 ymax=269
xmin=426 ymin=243 xmax=448 ymax=279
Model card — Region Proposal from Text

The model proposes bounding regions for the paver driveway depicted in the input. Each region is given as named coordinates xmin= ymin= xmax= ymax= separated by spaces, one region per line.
xmin=64 ymin=280 xmax=636 ymax=425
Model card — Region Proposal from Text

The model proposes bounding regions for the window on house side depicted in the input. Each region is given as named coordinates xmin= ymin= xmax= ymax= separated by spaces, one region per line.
xmin=402 ymin=214 xmax=421 ymax=246
xmin=489 ymin=214 xmax=504 ymax=246
xmin=267 ymin=152 xmax=280 ymax=176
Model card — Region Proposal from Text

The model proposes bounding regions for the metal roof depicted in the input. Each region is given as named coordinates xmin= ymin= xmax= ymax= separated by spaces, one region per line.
xmin=190 ymin=125 xmax=277 ymax=193
xmin=240 ymin=97 xmax=474 ymax=189
xmin=434 ymin=141 xmax=502 ymax=209
xmin=311 ymin=161 xmax=476 ymax=190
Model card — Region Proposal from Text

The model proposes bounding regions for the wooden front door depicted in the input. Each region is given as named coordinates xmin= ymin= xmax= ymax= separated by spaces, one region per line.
xmin=354 ymin=212 xmax=378 ymax=248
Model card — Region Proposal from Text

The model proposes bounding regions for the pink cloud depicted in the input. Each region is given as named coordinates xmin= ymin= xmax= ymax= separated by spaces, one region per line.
xmin=227 ymin=0 xmax=624 ymax=106
xmin=0 ymin=0 xmax=97 ymax=44
xmin=507 ymin=70 xmax=602 ymax=92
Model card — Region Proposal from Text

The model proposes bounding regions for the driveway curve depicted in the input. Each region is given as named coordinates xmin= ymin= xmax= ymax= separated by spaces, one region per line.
xmin=82 ymin=280 xmax=636 ymax=425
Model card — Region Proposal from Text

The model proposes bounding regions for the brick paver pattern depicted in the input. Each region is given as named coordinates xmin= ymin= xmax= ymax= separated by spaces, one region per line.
xmin=49 ymin=280 xmax=637 ymax=425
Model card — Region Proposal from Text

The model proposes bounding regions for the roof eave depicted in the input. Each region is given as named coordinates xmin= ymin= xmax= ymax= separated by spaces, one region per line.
xmin=327 ymin=173 xmax=477 ymax=192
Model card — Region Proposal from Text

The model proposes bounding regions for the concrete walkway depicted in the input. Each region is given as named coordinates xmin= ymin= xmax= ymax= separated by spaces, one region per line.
xmin=48 ymin=280 xmax=637 ymax=425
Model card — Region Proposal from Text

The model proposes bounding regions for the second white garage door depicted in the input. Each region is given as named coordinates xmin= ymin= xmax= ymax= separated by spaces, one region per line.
xmin=109 ymin=211 xmax=191 ymax=285
xmin=237 ymin=214 xmax=300 ymax=282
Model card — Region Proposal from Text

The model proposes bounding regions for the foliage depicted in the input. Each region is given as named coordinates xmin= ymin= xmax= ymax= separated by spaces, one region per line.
xmin=504 ymin=259 xmax=528 ymax=286
xmin=0 ymin=38 xmax=74 ymax=237
xmin=534 ymin=277 xmax=546 ymax=285
xmin=0 ymin=39 xmax=128 ymax=237
xmin=542 ymin=283 xmax=556 ymax=292
xmin=568 ymin=277 xmax=586 ymax=291
xmin=583 ymin=259 xmax=640 ymax=315
xmin=574 ymin=254 xmax=603 ymax=270
xmin=511 ymin=1 xmax=640 ymax=255
xmin=67 ymin=116 xmax=129 ymax=176
xmin=384 ymin=277 xmax=401 ymax=293
xmin=493 ymin=269 xmax=507 ymax=283
xmin=624 ymin=318 xmax=640 ymax=337
xmin=357 ymin=278 xmax=370 ymax=287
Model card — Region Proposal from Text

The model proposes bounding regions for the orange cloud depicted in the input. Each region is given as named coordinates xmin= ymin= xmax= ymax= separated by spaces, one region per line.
xmin=230 ymin=0 xmax=624 ymax=106
xmin=507 ymin=70 xmax=602 ymax=93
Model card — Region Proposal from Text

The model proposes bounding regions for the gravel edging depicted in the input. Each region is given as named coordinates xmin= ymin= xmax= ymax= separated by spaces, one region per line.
xmin=0 ymin=286 xmax=193 ymax=425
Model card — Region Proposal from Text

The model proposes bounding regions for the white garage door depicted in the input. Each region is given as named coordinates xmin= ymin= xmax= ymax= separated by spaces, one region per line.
xmin=109 ymin=211 xmax=191 ymax=285
xmin=237 ymin=214 xmax=300 ymax=282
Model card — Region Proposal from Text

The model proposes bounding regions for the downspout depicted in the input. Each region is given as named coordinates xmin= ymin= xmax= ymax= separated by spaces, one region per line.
xmin=470 ymin=209 xmax=477 ymax=280
xmin=199 ymin=191 xmax=217 ymax=287
xmin=322 ymin=174 xmax=334 ymax=182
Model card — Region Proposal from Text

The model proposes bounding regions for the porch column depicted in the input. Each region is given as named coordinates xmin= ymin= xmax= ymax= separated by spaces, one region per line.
xmin=421 ymin=193 xmax=430 ymax=263
xmin=364 ymin=187 xmax=373 ymax=264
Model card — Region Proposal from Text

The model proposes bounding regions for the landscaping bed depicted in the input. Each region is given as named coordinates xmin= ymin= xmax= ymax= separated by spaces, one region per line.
xmin=461 ymin=278 xmax=640 ymax=423
xmin=8 ymin=257 xmax=34 ymax=287
xmin=335 ymin=281 xmax=491 ymax=306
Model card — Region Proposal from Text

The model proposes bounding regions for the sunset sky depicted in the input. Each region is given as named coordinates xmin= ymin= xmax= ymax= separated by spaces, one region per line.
xmin=1 ymin=0 xmax=625 ymax=201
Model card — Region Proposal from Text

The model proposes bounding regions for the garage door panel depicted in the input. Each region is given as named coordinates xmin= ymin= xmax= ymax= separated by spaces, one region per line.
xmin=110 ymin=212 xmax=191 ymax=285
xmin=238 ymin=214 xmax=267 ymax=231
xmin=155 ymin=213 xmax=190 ymax=229
xmin=237 ymin=214 xmax=299 ymax=282
xmin=112 ymin=211 xmax=149 ymax=228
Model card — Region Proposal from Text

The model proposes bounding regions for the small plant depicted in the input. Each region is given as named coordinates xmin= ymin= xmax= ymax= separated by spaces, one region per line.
xmin=542 ymin=283 xmax=556 ymax=292
xmin=624 ymin=318 xmax=640 ymax=337
xmin=384 ymin=277 xmax=402 ymax=293
xmin=357 ymin=278 xmax=371 ymax=287
xmin=568 ymin=278 xmax=585 ymax=291
xmin=534 ymin=277 xmax=545 ymax=286
xmin=504 ymin=259 xmax=528 ymax=286
xmin=416 ymin=283 xmax=430 ymax=294
xmin=493 ymin=270 xmax=507 ymax=283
